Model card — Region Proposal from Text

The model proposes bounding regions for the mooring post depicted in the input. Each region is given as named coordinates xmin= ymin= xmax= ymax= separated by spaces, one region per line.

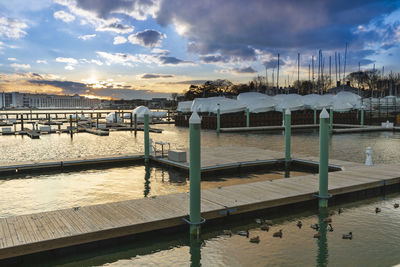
xmin=329 ymin=108 xmax=333 ymax=132
xmin=130 ymin=112 xmax=133 ymax=128
xmin=189 ymin=111 xmax=202 ymax=238
xmin=144 ymin=110 xmax=150 ymax=163
xmin=285 ymin=109 xmax=292 ymax=178
xmin=69 ymin=115 xmax=73 ymax=138
xmin=365 ymin=147 xmax=373 ymax=166
xmin=134 ymin=113 xmax=137 ymax=136
xmin=313 ymin=106 xmax=317 ymax=125
xmin=20 ymin=113 xmax=24 ymax=132
xmin=216 ymin=103 xmax=220 ymax=133
xmin=361 ymin=106 xmax=364 ymax=126
xmin=318 ymin=108 xmax=329 ymax=208
xmin=285 ymin=109 xmax=291 ymax=161
xmin=246 ymin=108 xmax=250 ymax=128
xmin=282 ymin=108 xmax=286 ymax=127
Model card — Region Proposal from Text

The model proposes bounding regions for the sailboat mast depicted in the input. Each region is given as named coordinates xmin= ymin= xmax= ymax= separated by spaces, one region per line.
xmin=277 ymin=53 xmax=280 ymax=94
xmin=297 ymin=53 xmax=300 ymax=94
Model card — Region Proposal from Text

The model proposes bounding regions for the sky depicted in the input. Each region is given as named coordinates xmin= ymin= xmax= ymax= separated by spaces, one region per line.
xmin=0 ymin=0 xmax=399 ymax=99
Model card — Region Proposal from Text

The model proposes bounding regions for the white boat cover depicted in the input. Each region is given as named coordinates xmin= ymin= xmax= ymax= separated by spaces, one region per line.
xmin=192 ymin=97 xmax=247 ymax=114
xmin=152 ymin=111 xmax=167 ymax=118
xmin=106 ymin=112 xmax=122 ymax=123
xmin=334 ymin=92 xmax=361 ymax=109
xmin=237 ymin=92 xmax=276 ymax=113
xmin=273 ymin=94 xmax=305 ymax=112
xmin=177 ymin=101 xmax=193 ymax=113
xmin=302 ymin=94 xmax=334 ymax=110
xmin=131 ymin=106 xmax=152 ymax=123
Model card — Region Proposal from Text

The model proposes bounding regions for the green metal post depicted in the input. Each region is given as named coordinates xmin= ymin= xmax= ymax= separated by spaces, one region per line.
xmin=216 ymin=104 xmax=220 ymax=133
xmin=313 ymin=107 xmax=317 ymax=125
xmin=361 ymin=106 xmax=364 ymax=126
xmin=329 ymin=108 xmax=333 ymax=132
xmin=134 ymin=113 xmax=137 ymax=136
xmin=285 ymin=109 xmax=291 ymax=162
xmin=246 ymin=108 xmax=250 ymax=128
xmin=189 ymin=111 xmax=201 ymax=238
xmin=144 ymin=112 xmax=149 ymax=163
xmin=319 ymin=108 xmax=329 ymax=208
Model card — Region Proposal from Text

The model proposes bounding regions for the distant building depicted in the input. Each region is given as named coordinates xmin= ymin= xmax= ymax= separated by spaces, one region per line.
xmin=0 ymin=92 xmax=101 ymax=109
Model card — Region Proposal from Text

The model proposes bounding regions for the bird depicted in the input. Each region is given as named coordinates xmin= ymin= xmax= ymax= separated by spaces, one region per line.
xmin=338 ymin=208 xmax=344 ymax=214
xmin=314 ymin=232 xmax=321 ymax=238
xmin=342 ymin=232 xmax=353 ymax=240
xmin=222 ymin=230 xmax=232 ymax=236
xmin=255 ymin=218 xmax=262 ymax=224
xmin=328 ymin=224 xmax=334 ymax=232
xmin=323 ymin=217 xmax=332 ymax=223
xmin=329 ymin=210 xmax=336 ymax=216
xmin=394 ymin=203 xmax=399 ymax=208
xmin=264 ymin=220 xmax=273 ymax=225
xmin=273 ymin=229 xmax=283 ymax=238
xmin=260 ymin=224 xmax=269 ymax=231
xmin=238 ymin=230 xmax=249 ymax=238
xmin=296 ymin=221 xmax=302 ymax=228
xmin=311 ymin=224 xmax=319 ymax=230
xmin=375 ymin=207 xmax=381 ymax=213
xmin=73 ymin=206 xmax=80 ymax=211
xmin=250 ymin=236 xmax=260 ymax=243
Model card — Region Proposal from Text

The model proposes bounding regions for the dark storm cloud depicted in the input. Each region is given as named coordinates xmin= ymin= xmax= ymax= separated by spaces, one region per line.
xmin=232 ymin=66 xmax=257 ymax=74
xmin=158 ymin=56 xmax=192 ymax=65
xmin=128 ymin=29 xmax=165 ymax=47
xmin=199 ymin=55 xmax=227 ymax=64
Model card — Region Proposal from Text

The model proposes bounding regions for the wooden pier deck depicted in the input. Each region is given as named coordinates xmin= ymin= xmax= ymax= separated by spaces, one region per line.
xmin=24 ymin=129 xmax=40 ymax=139
xmin=0 ymin=154 xmax=398 ymax=260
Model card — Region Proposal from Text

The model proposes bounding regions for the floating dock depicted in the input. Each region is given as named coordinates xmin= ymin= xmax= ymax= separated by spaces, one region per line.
xmin=0 ymin=151 xmax=398 ymax=260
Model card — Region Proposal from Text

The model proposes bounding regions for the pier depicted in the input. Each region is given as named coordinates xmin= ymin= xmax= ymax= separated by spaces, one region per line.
xmin=0 ymin=152 xmax=398 ymax=260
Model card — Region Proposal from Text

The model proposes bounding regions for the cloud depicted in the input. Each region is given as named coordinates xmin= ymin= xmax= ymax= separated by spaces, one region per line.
xmin=7 ymin=57 xmax=17 ymax=61
xmin=65 ymin=65 xmax=74 ymax=70
xmin=54 ymin=10 xmax=75 ymax=23
xmin=56 ymin=57 xmax=78 ymax=65
xmin=0 ymin=17 xmax=28 ymax=39
xmin=96 ymin=20 xmax=134 ymax=34
xmin=165 ymin=80 xmax=207 ymax=85
xmin=91 ymin=59 xmax=103 ymax=66
xmin=56 ymin=0 xmax=160 ymax=21
xmin=141 ymin=73 xmax=174 ymax=79
xmin=151 ymin=48 xmax=169 ymax=54
xmin=78 ymin=34 xmax=96 ymax=40
xmin=36 ymin=59 xmax=48 ymax=64
xmin=113 ymin=36 xmax=127 ymax=45
xmin=128 ymin=29 xmax=165 ymax=48
xmin=11 ymin=63 xmax=30 ymax=69
xmin=200 ymin=54 xmax=228 ymax=64
xmin=155 ymin=0 xmax=397 ymax=63
xmin=221 ymin=66 xmax=257 ymax=75
xmin=96 ymin=51 xmax=193 ymax=66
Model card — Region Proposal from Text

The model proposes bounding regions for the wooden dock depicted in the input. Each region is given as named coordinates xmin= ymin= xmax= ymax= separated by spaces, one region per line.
xmin=0 ymin=154 xmax=142 ymax=174
xmin=83 ymin=128 xmax=110 ymax=136
xmin=0 ymin=153 xmax=398 ymax=260
xmin=220 ymin=124 xmax=318 ymax=133
xmin=24 ymin=129 xmax=40 ymax=139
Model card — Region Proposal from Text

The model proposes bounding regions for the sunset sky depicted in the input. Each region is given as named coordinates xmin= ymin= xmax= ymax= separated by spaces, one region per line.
xmin=0 ymin=0 xmax=399 ymax=99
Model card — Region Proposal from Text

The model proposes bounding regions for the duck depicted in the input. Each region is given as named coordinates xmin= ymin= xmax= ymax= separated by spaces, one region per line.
xmin=296 ymin=221 xmax=302 ymax=228
xmin=255 ymin=218 xmax=262 ymax=224
xmin=375 ymin=207 xmax=381 ymax=213
xmin=238 ymin=230 xmax=249 ymax=238
xmin=273 ymin=229 xmax=283 ymax=238
xmin=222 ymin=230 xmax=232 ymax=236
xmin=310 ymin=224 xmax=319 ymax=230
xmin=342 ymin=232 xmax=353 ymax=240
xmin=328 ymin=224 xmax=334 ymax=232
xmin=250 ymin=236 xmax=260 ymax=243
xmin=314 ymin=232 xmax=321 ymax=239
xmin=394 ymin=203 xmax=399 ymax=208
xmin=73 ymin=206 xmax=80 ymax=211
xmin=260 ymin=224 xmax=269 ymax=231
xmin=264 ymin=220 xmax=273 ymax=225
xmin=323 ymin=217 xmax=332 ymax=223
xmin=338 ymin=208 xmax=344 ymax=214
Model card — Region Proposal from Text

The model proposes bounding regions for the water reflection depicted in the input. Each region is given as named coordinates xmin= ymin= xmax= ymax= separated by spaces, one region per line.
xmin=189 ymin=238 xmax=202 ymax=267
xmin=316 ymin=208 xmax=329 ymax=267
xmin=144 ymin=164 xmax=151 ymax=197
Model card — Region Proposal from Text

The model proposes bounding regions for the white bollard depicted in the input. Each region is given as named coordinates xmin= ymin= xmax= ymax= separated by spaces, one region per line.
xmin=365 ymin=147 xmax=373 ymax=166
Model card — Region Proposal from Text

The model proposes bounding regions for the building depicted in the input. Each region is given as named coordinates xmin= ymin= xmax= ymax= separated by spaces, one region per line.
xmin=0 ymin=92 xmax=101 ymax=109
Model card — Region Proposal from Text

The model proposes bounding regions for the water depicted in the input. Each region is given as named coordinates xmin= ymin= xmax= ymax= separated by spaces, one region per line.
xmin=21 ymin=193 xmax=400 ymax=267
xmin=1 ymin=125 xmax=399 ymax=165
